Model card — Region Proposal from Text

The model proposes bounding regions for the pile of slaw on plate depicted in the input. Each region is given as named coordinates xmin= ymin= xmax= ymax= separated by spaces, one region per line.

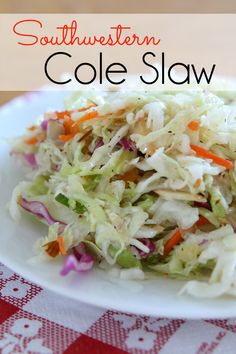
xmin=9 ymin=88 xmax=236 ymax=298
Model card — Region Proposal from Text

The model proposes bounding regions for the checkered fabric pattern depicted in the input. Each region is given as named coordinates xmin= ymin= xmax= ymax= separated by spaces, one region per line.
xmin=0 ymin=263 xmax=236 ymax=354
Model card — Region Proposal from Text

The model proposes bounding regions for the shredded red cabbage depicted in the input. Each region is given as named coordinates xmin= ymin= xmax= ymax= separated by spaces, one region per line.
xmin=94 ymin=138 xmax=104 ymax=150
xmin=119 ymin=138 xmax=136 ymax=151
xmin=60 ymin=254 xmax=94 ymax=276
xmin=18 ymin=197 xmax=66 ymax=230
xmin=73 ymin=243 xmax=86 ymax=260
xmin=137 ymin=239 xmax=156 ymax=258
xmin=40 ymin=120 xmax=49 ymax=131
xmin=194 ymin=201 xmax=211 ymax=210
xmin=24 ymin=153 xmax=37 ymax=169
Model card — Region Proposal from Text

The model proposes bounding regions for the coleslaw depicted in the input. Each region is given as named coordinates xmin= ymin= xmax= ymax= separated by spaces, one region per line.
xmin=9 ymin=88 xmax=236 ymax=298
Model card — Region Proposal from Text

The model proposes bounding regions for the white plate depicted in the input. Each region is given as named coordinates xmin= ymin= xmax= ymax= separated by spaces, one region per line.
xmin=1 ymin=91 xmax=236 ymax=319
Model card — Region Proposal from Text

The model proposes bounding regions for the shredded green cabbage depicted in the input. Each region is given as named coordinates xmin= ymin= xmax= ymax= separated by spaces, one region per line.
xmin=9 ymin=88 xmax=236 ymax=298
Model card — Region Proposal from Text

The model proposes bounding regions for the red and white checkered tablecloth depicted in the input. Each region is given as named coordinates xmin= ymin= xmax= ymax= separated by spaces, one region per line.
xmin=0 ymin=263 xmax=236 ymax=354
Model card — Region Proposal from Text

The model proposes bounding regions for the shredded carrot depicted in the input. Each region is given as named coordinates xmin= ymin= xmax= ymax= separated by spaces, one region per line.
xmin=195 ymin=216 xmax=210 ymax=227
xmin=43 ymin=240 xmax=60 ymax=258
xmin=62 ymin=117 xmax=78 ymax=135
xmin=71 ymin=124 xmax=79 ymax=135
xmin=164 ymin=229 xmax=183 ymax=256
xmin=190 ymin=145 xmax=233 ymax=170
xmin=194 ymin=178 xmax=202 ymax=188
xmin=59 ymin=121 xmax=79 ymax=141
xmin=63 ymin=118 xmax=74 ymax=134
xmin=57 ymin=235 xmax=66 ymax=256
xmin=78 ymin=103 xmax=96 ymax=112
xmin=78 ymin=110 xmax=98 ymax=123
xmin=74 ymin=110 xmax=99 ymax=127
xmin=56 ymin=110 xmax=71 ymax=120
xmin=55 ymin=104 xmax=96 ymax=121
xmin=188 ymin=120 xmax=200 ymax=131
xmin=56 ymin=109 xmax=98 ymax=136
xmin=24 ymin=136 xmax=39 ymax=145
xmin=164 ymin=217 xmax=210 ymax=256
xmin=59 ymin=134 xmax=76 ymax=142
